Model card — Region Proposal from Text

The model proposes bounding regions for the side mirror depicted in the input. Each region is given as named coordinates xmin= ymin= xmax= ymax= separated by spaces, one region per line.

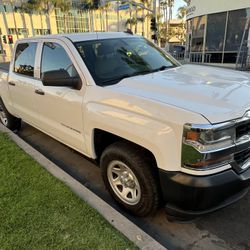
xmin=42 ymin=69 xmax=82 ymax=90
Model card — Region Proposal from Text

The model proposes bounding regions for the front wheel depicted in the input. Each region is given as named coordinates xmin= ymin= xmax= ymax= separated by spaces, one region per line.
xmin=0 ymin=99 xmax=21 ymax=131
xmin=100 ymin=141 xmax=160 ymax=216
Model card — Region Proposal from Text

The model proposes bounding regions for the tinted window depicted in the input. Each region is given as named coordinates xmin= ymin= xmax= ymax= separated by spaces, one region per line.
xmin=14 ymin=43 xmax=37 ymax=77
xmin=41 ymin=42 xmax=79 ymax=79
xmin=225 ymin=9 xmax=248 ymax=52
xmin=75 ymin=37 xmax=177 ymax=86
xmin=191 ymin=16 xmax=206 ymax=52
xmin=206 ymin=12 xmax=227 ymax=52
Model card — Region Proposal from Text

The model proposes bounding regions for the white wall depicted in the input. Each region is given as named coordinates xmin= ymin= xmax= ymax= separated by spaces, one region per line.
xmin=187 ymin=0 xmax=250 ymax=19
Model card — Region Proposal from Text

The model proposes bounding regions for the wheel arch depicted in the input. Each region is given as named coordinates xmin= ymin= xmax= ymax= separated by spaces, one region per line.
xmin=93 ymin=128 xmax=158 ymax=169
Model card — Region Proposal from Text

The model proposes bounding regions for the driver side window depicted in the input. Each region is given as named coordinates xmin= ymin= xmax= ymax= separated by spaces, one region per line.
xmin=41 ymin=42 xmax=79 ymax=79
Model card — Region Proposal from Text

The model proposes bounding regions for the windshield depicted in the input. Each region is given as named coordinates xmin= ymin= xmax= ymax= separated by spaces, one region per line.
xmin=74 ymin=37 xmax=178 ymax=86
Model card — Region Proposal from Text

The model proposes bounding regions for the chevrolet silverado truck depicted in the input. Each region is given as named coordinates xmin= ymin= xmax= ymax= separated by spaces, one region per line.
xmin=0 ymin=32 xmax=250 ymax=219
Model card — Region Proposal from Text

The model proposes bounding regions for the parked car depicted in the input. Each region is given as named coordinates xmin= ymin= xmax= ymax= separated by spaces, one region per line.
xmin=0 ymin=32 xmax=250 ymax=220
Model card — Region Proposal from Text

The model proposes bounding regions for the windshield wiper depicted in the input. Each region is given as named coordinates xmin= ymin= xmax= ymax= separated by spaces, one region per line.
xmin=101 ymin=70 xmax=152 ymax=85
xmin=151 ymin=65 xmax=175 ymax=73
xmin=100 ymin=66 xmax=174 ymax=85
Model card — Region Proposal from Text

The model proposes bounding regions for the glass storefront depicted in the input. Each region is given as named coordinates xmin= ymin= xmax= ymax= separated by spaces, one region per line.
xmin=186 ymin=8 xmax=250 ymax=64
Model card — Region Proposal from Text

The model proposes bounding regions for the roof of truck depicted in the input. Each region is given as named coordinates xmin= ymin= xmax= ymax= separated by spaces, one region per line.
xmin=18 ymin=32 xmax=137 ymax=43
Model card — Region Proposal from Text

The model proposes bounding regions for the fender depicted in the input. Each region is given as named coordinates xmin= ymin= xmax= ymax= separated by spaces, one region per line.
xmin=83 ymin=99 xmax=207 ymax=172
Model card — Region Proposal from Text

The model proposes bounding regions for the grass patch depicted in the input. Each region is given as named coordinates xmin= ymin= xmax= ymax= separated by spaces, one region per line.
xmin=0 ymin=133 xmax=137 ymax=250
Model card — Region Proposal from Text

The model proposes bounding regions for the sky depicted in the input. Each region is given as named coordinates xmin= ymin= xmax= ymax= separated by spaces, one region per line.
xmin=172 ymin=0 xmax=186 ymax=18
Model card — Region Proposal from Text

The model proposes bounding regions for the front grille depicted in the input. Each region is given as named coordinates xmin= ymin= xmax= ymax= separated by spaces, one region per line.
xmin=236 ymin=121 xmax=250 ymax=140
xmin=234 ymin=148 xmax=250 ymax=169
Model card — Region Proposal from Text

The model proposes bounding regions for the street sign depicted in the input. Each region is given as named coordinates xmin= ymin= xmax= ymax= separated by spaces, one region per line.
xmin=118 ymin=3 xmax=130 ymax=10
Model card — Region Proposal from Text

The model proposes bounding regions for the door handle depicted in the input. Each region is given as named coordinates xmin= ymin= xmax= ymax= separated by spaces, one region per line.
xmin=35 ymin=89 xmax=45 ymax=95
xmin=8 ymin=82 xmax=15 ymax=86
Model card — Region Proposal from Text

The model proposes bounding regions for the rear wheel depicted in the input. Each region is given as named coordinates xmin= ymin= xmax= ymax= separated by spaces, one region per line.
xmin=0 ymin=99 xmax=21 ymax=131
xmin=100 ymin=141 xmax=160 ymax=216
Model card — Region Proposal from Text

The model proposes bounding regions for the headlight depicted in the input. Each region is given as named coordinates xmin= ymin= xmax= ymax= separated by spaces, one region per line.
xmin=183 ymin=123 xmax=235 ymax=153
xmin=182 ymin=122 xmax=235 ymax=170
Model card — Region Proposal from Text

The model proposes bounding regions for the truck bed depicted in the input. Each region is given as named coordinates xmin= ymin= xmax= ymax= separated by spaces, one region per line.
xmin=0 ymin=62 xmax=10 ymax=72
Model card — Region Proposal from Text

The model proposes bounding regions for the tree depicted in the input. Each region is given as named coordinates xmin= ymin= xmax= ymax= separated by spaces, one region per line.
xmin=125 ymin=16 xmax=144 ymax=34
xmin=160 ymin=0 xmax=175 ymax=42
xmin=21 ymin=0 xmax=71 ymax=34
xmin=177 ymin=6 xmax=186 ymax=20
xmin=168 ymin=0 xmax=174 ymax=21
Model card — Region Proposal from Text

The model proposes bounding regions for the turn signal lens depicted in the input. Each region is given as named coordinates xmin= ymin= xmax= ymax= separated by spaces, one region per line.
xmin=186 ymin=131 xmax=199 ymax=141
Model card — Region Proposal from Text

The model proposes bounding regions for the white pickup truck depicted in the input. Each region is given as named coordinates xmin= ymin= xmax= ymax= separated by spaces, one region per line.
xmin=0 ymin=32 xmax=250 ymax=219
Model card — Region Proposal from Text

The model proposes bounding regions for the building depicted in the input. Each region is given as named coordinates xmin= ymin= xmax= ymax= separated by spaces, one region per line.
xmin=168 ymin=19 xmax=186 ymax=45
xmin=186 ymin=0 xmax=250 ymax=69
xmin=0 ymin=1 xmax=152 ymax=61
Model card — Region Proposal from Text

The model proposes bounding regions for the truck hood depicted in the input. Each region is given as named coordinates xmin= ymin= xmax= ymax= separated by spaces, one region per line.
xmin=112 ymin=64 xmax=250 ymax=124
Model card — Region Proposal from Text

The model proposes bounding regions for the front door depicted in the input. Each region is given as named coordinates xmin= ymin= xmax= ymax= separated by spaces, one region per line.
xmin=34 ymin=40 xmax=85 ymax=153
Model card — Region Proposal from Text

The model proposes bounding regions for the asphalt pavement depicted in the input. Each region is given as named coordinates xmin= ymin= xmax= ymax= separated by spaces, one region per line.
xmin=17 ymin=122 xmax=250 ymax=250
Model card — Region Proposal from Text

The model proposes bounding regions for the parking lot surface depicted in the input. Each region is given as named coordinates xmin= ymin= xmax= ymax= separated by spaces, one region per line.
xmin=17 ymin=123 xmax=250 ymax=250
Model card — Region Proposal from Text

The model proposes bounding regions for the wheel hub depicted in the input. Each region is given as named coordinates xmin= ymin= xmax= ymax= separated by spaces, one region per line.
xmin=0 ymin=104 xmax=8 ymax=126
xmin=107 ymin=160 xmax=141 ymax=205
xmin=120 ymin=171 xmax=136 ymax=188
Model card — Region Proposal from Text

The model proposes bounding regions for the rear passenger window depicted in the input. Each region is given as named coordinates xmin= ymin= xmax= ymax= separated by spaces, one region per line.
xmin=41 ymin=42 xmax=79 ymax=79
xmin=14 ymin=43 xmax=37 ymax=77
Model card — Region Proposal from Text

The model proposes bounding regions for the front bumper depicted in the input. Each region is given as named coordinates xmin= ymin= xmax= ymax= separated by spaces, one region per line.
xmin=159 ymin=167 xmax=250 ymax=219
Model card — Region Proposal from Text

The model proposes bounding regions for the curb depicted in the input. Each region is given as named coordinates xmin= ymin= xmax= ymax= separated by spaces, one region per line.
xmin=0 ymin=124 xmax=166 ymax=250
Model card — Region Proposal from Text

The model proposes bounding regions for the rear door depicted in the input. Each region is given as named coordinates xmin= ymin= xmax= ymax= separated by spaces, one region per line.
xmin=34 ymin=39 xmax=86 ymax=153
xmin=8 ymin=41 xmax=41 ymax=125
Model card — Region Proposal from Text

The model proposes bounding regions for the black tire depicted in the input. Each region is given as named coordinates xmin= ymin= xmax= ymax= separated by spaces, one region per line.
xmin=100 ymin=141 xmax=161 ymax=217
xmin=0 ymin=98 xmax=21 ymax=131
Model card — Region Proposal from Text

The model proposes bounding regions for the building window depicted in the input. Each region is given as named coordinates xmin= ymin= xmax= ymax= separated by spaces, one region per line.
xmin=191 ymin=15 xmax=206 ymax=52
xmin=8 ymin=28 xmax=16 ymax=35
xmin=34 ymin=29 xmax=50 ymax=36
xmin=225 ymin=9 xmax=248 ymax=52
xmin=206 ymin=12 xmax=227 ymax=52
xmin=8 ymin=28 xmax=28 ymax=36
xmin=18 ymin=28 xmax=28 ymax=36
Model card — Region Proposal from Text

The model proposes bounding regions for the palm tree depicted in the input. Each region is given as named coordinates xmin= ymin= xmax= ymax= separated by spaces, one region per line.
xmin=160 ymin=0 xmax=167 ymax=22
xmin=177 ymin=5 xmax=187 ymax=45
xmin=125 ymin=16 xmax=144 ymax=34
xmin=160 ymin=0 xmax=168 ymax=40
xmin=168 ymin=0 xmax=174 ymax=21
xmin=177 ymin=6 xmax=186 ymax=20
